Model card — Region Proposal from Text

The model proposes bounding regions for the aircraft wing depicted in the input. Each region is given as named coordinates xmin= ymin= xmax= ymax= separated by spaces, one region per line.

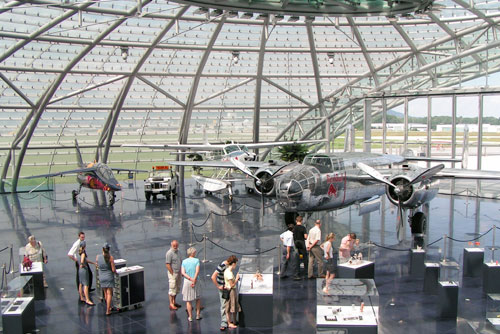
xmin=244 ymin=139 xmax=324 ymax=149
xmin=121 ymin=143 xmax=225 ymax=151
xmin=435 ymin=168 xmax=500 ymax=180
xmin=23 ymin=167 xmax=96 ymax=179
xmin=110 ymin=167 xmax=149 ymax=173
xmin=167 ymin=160 xmax=271 ymax=169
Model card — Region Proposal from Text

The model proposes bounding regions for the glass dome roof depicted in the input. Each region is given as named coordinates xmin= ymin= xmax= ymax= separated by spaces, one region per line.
xmin=0 ymin=0 xmax=499 ymax=185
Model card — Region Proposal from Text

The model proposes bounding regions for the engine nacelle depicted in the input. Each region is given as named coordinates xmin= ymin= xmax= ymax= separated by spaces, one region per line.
xmin=386 ymin=175 xmax=439 ymax=209
xmin=253 ymin=169 xmax=276 ymax=196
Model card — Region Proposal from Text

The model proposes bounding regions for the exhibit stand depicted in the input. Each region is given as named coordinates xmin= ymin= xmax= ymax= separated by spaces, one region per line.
xmin=114 ymin=265 xmax=145 ymax=311
xmin=337 ymin=260 xmax=374 ymax=279
xmin=463 ymin=248 xmax=484 ymax=278
xmin=437 ymin=281 xmax=459 ymax=318
xmin=316 ymin=278 xmax=379 ymax=334
xmin=410 ymin=248 xmax=426 ymax=278
xmin=423 ymin=262 xmax=440 ymax=294
xmin=19 ymin=262 xmax=45 ymax=300
xmin=483 ymin=262 xmax=500 ymax=294
xmin=2 ymin=275 xmax=35 ymax=333
xmin=238 ymin=255 xmax=273 ymax=327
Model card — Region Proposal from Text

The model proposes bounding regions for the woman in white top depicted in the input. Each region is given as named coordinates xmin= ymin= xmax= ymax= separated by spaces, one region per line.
xmin=223 ymin=256 xmax=241 ymax=329
xmin=321 ymin=233 xmax=337 ymax=293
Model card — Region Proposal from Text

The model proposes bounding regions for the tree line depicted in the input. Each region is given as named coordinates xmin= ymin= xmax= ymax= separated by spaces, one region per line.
xmin=372 ymin=115 xmax=500 ymax=130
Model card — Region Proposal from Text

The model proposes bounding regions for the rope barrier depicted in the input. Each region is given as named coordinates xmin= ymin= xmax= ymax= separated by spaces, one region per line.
xmin=427 ymin=237 xmax=443 ymax=247
xmin=191 ymin=214 xmax=212 ymax=228
xmin=191 ymin=225 xmax=205 ymax=243
xmin=0 ymin=246 xmax=10 ymax=253
xmin=369 ymin=242 xmax=410 ymax=252
xmin=206 ymin=238 xmax=277 ymax=256
xmin=446 ymin=227 xmax=493 ymax=242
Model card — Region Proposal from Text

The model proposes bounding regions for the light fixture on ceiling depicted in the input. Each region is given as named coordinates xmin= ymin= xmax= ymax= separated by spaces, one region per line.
xmin=193 ymin=7 xmax=209 ymax=15
xmin=241 ymin=12 xmax=253 ymax=19
xmin=387 ymin=15 xmax=398 ymax=22
xmin=227 ymin=11 xmax=239 ymax=18
xmin=212 ymin=9 xmax=223 ymax=17
xmin=232 ymin=51 xmax=240 ymax=64
xmin=327 ymin=52 xmax=335 ymax=65
xmin=256 ymin=13 xmax=269 ymax=20
xmin=121 ymin=46 xmax=129 ymax=60
xmin=288 ymin=16 xmax=300 ymax=22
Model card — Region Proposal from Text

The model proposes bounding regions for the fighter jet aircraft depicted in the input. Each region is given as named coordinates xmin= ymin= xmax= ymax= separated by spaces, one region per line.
xmin=25 ymin=140 xmax=147 ymax=206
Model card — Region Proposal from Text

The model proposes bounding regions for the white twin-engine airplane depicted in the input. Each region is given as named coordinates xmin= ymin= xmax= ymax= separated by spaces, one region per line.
xmin=122 ymin=139 xmax=323 ymax=200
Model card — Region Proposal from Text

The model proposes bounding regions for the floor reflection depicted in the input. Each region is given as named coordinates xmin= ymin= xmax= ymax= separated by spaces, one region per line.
xmin=0 ymin=179 xmax=499 ymax=333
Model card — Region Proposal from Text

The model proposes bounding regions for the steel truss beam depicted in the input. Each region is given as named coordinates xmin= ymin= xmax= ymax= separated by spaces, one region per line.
xmin=1 ymin=1 xmax=151 ymax=192
xmin=100 ymin=5 xmax=189 ymax=163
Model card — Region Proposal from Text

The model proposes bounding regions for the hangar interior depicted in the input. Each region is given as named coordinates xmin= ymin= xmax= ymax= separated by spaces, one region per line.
xmin=1 ymin=0 xmax=500 ymax=333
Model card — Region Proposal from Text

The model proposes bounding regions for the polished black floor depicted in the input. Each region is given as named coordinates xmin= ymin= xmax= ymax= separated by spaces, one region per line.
xmin=1 ymin=178 xmax=500 ymax=334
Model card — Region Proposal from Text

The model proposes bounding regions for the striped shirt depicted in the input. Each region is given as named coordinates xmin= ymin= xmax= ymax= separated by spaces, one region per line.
xmin=215 ymin=261 xmax=228 ymax=286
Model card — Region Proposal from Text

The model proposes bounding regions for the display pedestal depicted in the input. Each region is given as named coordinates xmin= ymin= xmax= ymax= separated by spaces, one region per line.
xmin=338 ymin=261 xmax=374 ymax=279
xmin=463 ymin=248 xmax=484 ymax=278
xmin=238 ymin=273 xmax=273 ymax=327
xmin=438 ymin=281 xmax=458 ymax=318
xmin=423 ymin=262 xmax=440 ymax=294
xmin=114 ymin=265 xmax=145 ymax=311
xmin=19 ymin=262 xmax=45 ymax=300
xmin=316 ymin=305 xmax=378 ymax=334
xmin=1 ymin=297 xmax=35 ymax=333
xmin=410 ymin=249 xmax=426 ymax=278
xmin=483 ymin=262 xmax=500 ymax=294
xmin=486 ymin=293 xmax=500 ymax=330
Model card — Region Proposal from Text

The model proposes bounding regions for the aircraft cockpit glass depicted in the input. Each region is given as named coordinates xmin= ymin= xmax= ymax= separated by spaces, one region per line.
xmin=224 ymin=145 xmax=240 ymax=154
xmin=277 ymin=165 xmax=320 ymax=208
xmin=240 ymin=145 xmax=249 ymax=152
xmin=303 ymin=155 xmax=333 ymax=173
xmin=96 ymin=165 xmax=115 ymax=181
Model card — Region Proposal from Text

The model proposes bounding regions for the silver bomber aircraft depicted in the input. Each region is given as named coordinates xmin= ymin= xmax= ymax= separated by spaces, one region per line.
xmin=241 ymin=151 xmax=500 ymax=239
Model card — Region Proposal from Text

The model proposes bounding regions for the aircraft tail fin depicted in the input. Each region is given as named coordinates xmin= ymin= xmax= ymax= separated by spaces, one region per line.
xmin=462 ymin=125 xmax=469 ymax=169
xmin=75 ymin=139 xmax=85 ymax=167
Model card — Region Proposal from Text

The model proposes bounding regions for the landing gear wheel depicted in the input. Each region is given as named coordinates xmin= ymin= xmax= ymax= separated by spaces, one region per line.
xmin=108 ymin=192 xmax=116 ymax=206
xmin=247 ymin=187 xmax=254 ymax=194
xmin=410 ymin=212 xmax=426 ymax=235
xmin=145 ymin=192 xmax=151 ymax=201
xmin=229 ymin=195 xmax=233 ymax=202
xmin=152 ymin=194 xmax=157 ymax=201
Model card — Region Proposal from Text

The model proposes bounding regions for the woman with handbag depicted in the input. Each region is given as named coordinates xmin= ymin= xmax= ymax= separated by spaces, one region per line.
xmin=78 ymin=241 xmax=96 ymax=306
xmin=223 ymin=256 xmax=241 ymax=329
xmin=25 ymin=235 xmax=48 ymax=287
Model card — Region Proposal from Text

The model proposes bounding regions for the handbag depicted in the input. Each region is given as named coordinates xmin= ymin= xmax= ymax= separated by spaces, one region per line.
xmin=221 ymin=288 xmax=230 ymax=300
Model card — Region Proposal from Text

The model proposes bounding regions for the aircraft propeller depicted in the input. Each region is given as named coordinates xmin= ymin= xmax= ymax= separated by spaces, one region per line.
xmin=357 ymin=162 xmax=444 ymax=241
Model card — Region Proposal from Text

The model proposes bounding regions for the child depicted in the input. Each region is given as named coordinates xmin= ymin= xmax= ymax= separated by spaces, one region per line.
xmin=321 ymin=233 xmax=337 ymax=294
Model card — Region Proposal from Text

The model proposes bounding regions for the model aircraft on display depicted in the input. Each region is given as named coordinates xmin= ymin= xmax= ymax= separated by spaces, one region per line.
xmin=123 ymin=139 xmax=322 ymax=200
xmin=25 ymin=140 xmax=147 ymax=206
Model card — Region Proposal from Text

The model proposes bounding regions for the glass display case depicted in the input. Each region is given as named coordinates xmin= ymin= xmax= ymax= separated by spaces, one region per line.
xmin=486 ymin=294 xmax=500 ymax=329
xmin=439 ymin=259 xmax=460 ymax=283
xmin=2 ymin=276 xmax=36 ymax=333
xmin=237 ymin=255 xmax=273 ymax=327
xmin=316 ymin=279 xmax=379 ymax=334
